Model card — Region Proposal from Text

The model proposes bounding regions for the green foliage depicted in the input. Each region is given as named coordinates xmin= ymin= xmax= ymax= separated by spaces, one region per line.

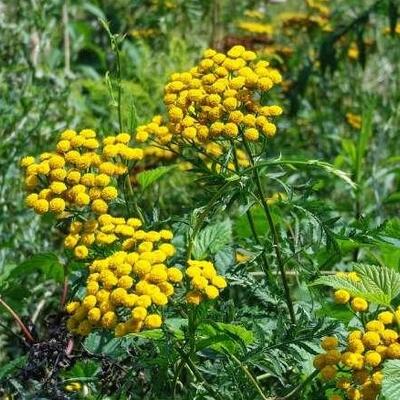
xmin=382 ymin=360 xmax=400 ymax=400
xmin=0 ymin=356 xmax=27 ymax=381
xmin=10 ymin=253 xmax=64 ymax=283
xmin=192 ymin=219 xmax=232 ymax=260
xmin=312 ymin=263 xmax=400 ymax=306
xmin=197 ymin=322 xmax=254 ymax=354
xmin=137 ymin=165 xmax=177 ymax=190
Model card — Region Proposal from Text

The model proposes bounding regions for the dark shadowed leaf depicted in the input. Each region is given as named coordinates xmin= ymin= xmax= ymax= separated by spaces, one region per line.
xmin=10 ymin=253 xmax=64 ymax=283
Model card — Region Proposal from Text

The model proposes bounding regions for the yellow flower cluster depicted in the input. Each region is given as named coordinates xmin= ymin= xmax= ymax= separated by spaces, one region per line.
xmin=280 ymin=10 xmax=331 ymax=32
xmin=243 ymin=10 xmax=265 ymax=20
xmin=305 ymin=0 xmax=330 ymax=17
xmin=143 ymin=145 xmax=175 ymax=161
xmin=314 ymin=306 xmax=400 ymax=400
xmin=134 ymin=45 xmax=283 ymax=169
xmin=383 ymin=23 xmax=400 ymax=36
xmin=331 ymin=272 xmax=369 ymax=313
xmin=266 ymin=191 xmax=288 ymax=205
xmin=185 ymin=260 xmax=227 ymax=305
xmin=64 ymin=214 xmax=174 ymax=260
xmin=314 ymin=275 xmax=400 ymax=399
xmin=130 ymin=28 xmax=158 ymax=39
xmin=346 ymin=40 xmax=374 ymax=62
xmin=20 ymin=129 xmax=143 ymax=217
xmin=19 ymin=123 xmax=229 ymax=340
xmin=66 ymin=233 xmax=183 ymax=336
xmin=346 ymin=113 xmax=362 ymax=130
xmin=261 ymin=45 xmax=294 ymax=60
xmin=65 ymin=382 xmax=82 ymax=392
xmin=347 ymin=43 xmax=360 ymax=61
xmin=236 ymin=21 xmax=273 ymax=35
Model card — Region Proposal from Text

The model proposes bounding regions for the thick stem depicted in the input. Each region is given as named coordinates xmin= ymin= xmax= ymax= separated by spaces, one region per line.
xmin=0 ymin=297 xmax=35 ymax=343
xmin=243 ymin=139 xmax=296 ymax=324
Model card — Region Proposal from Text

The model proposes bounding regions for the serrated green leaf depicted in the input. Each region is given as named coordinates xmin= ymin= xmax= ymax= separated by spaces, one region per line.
xmin=382 ymin=360 xmax=400 ymax=400
xmin=197 ymin=322 xmax=253 ymax=354
xmin=216 ymin=322 xmax=254 ymax=344
xmin=63 ymin=360 xmax=99 ymax=379
xmin=317 ymin=302 xmax=354 ymax=324
xmin=214 ymin=247 xmax=235 ymax=274
xmin=192 ymin=219 xmax=232 ymax=260
xmin=312 ymin=264 xmax=400 ymax=306
xmin=9 ymin=253 xmax=64 ymax=283
xmin=137 ymin=165 xmax=176 ymax=190
xmin=356 ymin=263 xmax=400 ymax=302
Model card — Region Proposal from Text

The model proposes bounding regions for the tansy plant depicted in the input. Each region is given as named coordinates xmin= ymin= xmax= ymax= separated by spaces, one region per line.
xmin=131 ymin=44 xmax=297 ymax=323
xmin=10 ymin=44 xmax=295 ymax=399
xmin=20 ymin=127 xmax=228 ymax=337
xmin=9 ymin=43 xmax=373 ymax=400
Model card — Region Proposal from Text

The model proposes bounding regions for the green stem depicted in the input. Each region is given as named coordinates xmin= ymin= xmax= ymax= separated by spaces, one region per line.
xmin=60 ymin=265 xmax=68 ymax=309
xmin=175 ymin=344 xmax=224 ymax=400
xmin=243 ymin=139 xmax=296 ymax=324
xmin=280 ymin=369 xmax=319 ymax=400
xmin=229 ymin=139 xmax=273 ymax=283
xmin=173 ymin=358 xmax=186 ymax=397
xmin=229 ymin=354 xmax=270 ymax=400
xmin=125 ymin=174 xmax=144 ymax=220
xmin=0 ymin=297 xmax=35 ymax=343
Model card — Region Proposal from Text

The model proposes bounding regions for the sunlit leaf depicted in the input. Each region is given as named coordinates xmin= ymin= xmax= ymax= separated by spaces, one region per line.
xmin=137 ymin=165 xmax=176 ymax=190
xmin=312 ymin=264 xmax=400 ymax=306
xmin=192 ymin=219 xmax=232 ymax=260
xmin=382 ymin=360 xmax=400 ymax=399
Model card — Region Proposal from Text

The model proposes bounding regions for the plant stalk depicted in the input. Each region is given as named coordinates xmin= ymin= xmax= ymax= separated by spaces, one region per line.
xmin=230 ymin=354 xmax=270 ymax=400
xmin=229 ymin=139 xmax=274 ymax=284
xmin=243 ymin=138 xmax=296 ymax=324
xmin=0 ymin=297 xmax=35 ymax=343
